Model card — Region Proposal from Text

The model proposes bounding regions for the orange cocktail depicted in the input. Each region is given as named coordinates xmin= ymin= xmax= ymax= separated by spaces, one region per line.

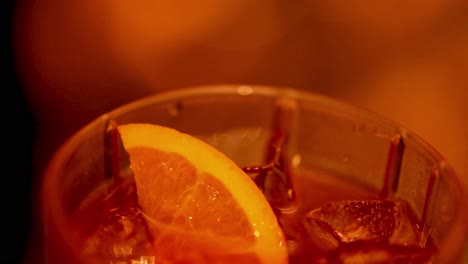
xmin=41 ymin=85 xmax=467 ymax=263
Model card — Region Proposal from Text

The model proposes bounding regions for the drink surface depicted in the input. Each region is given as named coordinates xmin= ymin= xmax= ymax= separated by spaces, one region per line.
xmin=70 ymin=167 xmax=436 ymax=263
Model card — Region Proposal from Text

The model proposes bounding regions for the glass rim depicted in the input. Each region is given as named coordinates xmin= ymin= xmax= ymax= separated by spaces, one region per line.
xmin=41 ymin=84 xmax=467 ymax=262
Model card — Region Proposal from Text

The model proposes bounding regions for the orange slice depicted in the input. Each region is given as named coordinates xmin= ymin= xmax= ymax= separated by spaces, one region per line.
xmin=118 ymin=123 xmax=288 ymax=263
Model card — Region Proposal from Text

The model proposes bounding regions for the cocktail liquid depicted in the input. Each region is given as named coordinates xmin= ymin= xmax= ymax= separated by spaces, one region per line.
xmin=70 ymin=166 xmax=436 ymax=264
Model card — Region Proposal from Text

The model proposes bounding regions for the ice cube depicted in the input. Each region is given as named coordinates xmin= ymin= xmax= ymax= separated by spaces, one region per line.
xmin=82 ymin=205 xmax=152 ymax=262
xmin=305 ymin=199 xmax=421 ymax=246
xmin=306 ymin=200 xmax=395 ymax=243
xmin=303 ymin=199 xmax=436 ymax=263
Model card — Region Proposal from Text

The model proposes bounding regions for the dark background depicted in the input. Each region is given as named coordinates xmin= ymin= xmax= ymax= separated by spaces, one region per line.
xmin=3 ymin=0 xmax=35 ymax=263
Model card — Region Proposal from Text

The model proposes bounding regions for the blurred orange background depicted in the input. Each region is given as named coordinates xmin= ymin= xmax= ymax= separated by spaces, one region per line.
xmin=11 ymin=0 xmax=468 ymax=262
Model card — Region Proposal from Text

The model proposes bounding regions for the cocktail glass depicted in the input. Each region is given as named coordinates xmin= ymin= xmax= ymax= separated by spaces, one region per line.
xmin=41 ymin=85 xmax=467 ymax=263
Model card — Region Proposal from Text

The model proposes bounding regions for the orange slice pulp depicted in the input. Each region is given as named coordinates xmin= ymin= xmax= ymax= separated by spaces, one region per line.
xmin=118 ymin=123 xmax=288 ymax=263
